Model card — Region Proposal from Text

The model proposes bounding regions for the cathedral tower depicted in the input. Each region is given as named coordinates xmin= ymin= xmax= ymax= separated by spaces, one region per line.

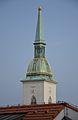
xmin=21 ymin=7 xmax=57 ymax=105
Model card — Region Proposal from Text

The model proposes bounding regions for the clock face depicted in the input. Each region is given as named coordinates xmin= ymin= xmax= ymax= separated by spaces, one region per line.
xmin=34 ymin=46 xmax=45 ymax=57
xmin=37 ymin=47 xmax=42 ymax=54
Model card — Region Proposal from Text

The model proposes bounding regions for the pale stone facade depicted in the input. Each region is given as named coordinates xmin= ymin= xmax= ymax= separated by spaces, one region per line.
xmin=22 ymin=80 xmax=56 ymax=105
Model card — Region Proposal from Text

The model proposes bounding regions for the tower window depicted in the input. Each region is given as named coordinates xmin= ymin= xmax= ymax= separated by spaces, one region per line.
xmin=31 ymin=95 xmax=37 ymax=104
xmin=33 ymin=63 xmax=36 ymax=71
xmin=48 ymin=96 xmax=52 ymax=104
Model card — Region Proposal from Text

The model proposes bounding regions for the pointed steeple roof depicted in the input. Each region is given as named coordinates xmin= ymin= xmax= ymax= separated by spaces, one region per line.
xmin=35 ymin=7 xmax=44 ymax=43
xmin=26 ymin=7 xmax=56 ymax=82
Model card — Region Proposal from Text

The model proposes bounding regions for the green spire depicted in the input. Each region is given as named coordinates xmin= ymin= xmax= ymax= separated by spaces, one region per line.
xmin=25 ymin=7 xmax=56 ymax=82
xmin=35 ymin=7 xmax=44 ymax=43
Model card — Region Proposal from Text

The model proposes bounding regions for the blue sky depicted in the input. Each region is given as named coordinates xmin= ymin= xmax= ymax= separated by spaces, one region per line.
xmin=0 ymin=0 xmax=78 ymax=106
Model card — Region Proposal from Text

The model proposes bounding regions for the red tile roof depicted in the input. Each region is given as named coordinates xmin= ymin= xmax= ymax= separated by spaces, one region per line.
xmin=0 ymin=102 xmax=78 ymax=120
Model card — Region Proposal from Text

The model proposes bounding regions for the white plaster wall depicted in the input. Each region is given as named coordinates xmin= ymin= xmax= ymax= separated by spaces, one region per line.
xmin=23 ymin=81 xmax=44 ymax=105
xmin=44 ymin=81 xmax=56 ymax=103
xmin=22 ymin=80 xmax=56 ymax=105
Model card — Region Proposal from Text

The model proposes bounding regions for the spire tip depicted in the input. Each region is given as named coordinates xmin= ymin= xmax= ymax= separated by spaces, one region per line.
xmin=38 ymin=6 xmax=42 ymax=11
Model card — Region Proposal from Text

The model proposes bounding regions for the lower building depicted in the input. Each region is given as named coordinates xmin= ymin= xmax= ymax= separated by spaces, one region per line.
xmin=0 ymin=102 xmax=78 ymax=120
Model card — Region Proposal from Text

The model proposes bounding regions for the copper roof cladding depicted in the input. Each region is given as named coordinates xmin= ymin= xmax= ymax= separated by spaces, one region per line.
xmin=0 ymin=103 xmax=78 ymax=120
xmin=25 ymin=7 xmax=56 ymax=82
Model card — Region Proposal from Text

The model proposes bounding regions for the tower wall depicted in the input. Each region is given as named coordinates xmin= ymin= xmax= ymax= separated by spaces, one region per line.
xmin=44 ymin=81 xmax=56 ymax=103
xmin=22 ymin=80 xmax=56 ymax=105
xmin=23 ymin=80 xmax=44 ymax=105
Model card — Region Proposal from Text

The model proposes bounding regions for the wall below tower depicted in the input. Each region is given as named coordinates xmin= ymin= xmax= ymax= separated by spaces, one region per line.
xmin=22 ymin=80 xmax=44 ymax=105
xmin=22 ymin=80 xmax=56 ymax=105
xmin=44 ymin=81 xmax=56 ymax=103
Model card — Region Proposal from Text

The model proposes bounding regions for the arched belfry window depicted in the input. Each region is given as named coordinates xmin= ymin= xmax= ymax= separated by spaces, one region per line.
xmin=48 ymin=96 xmax=52 ymax=104
xmin=31 ymin=95 xmax=37 ymax=104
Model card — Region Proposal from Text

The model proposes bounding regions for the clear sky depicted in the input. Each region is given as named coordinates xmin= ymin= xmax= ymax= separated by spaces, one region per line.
xmin=0 ymin=0 xmax=78 ymax=106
